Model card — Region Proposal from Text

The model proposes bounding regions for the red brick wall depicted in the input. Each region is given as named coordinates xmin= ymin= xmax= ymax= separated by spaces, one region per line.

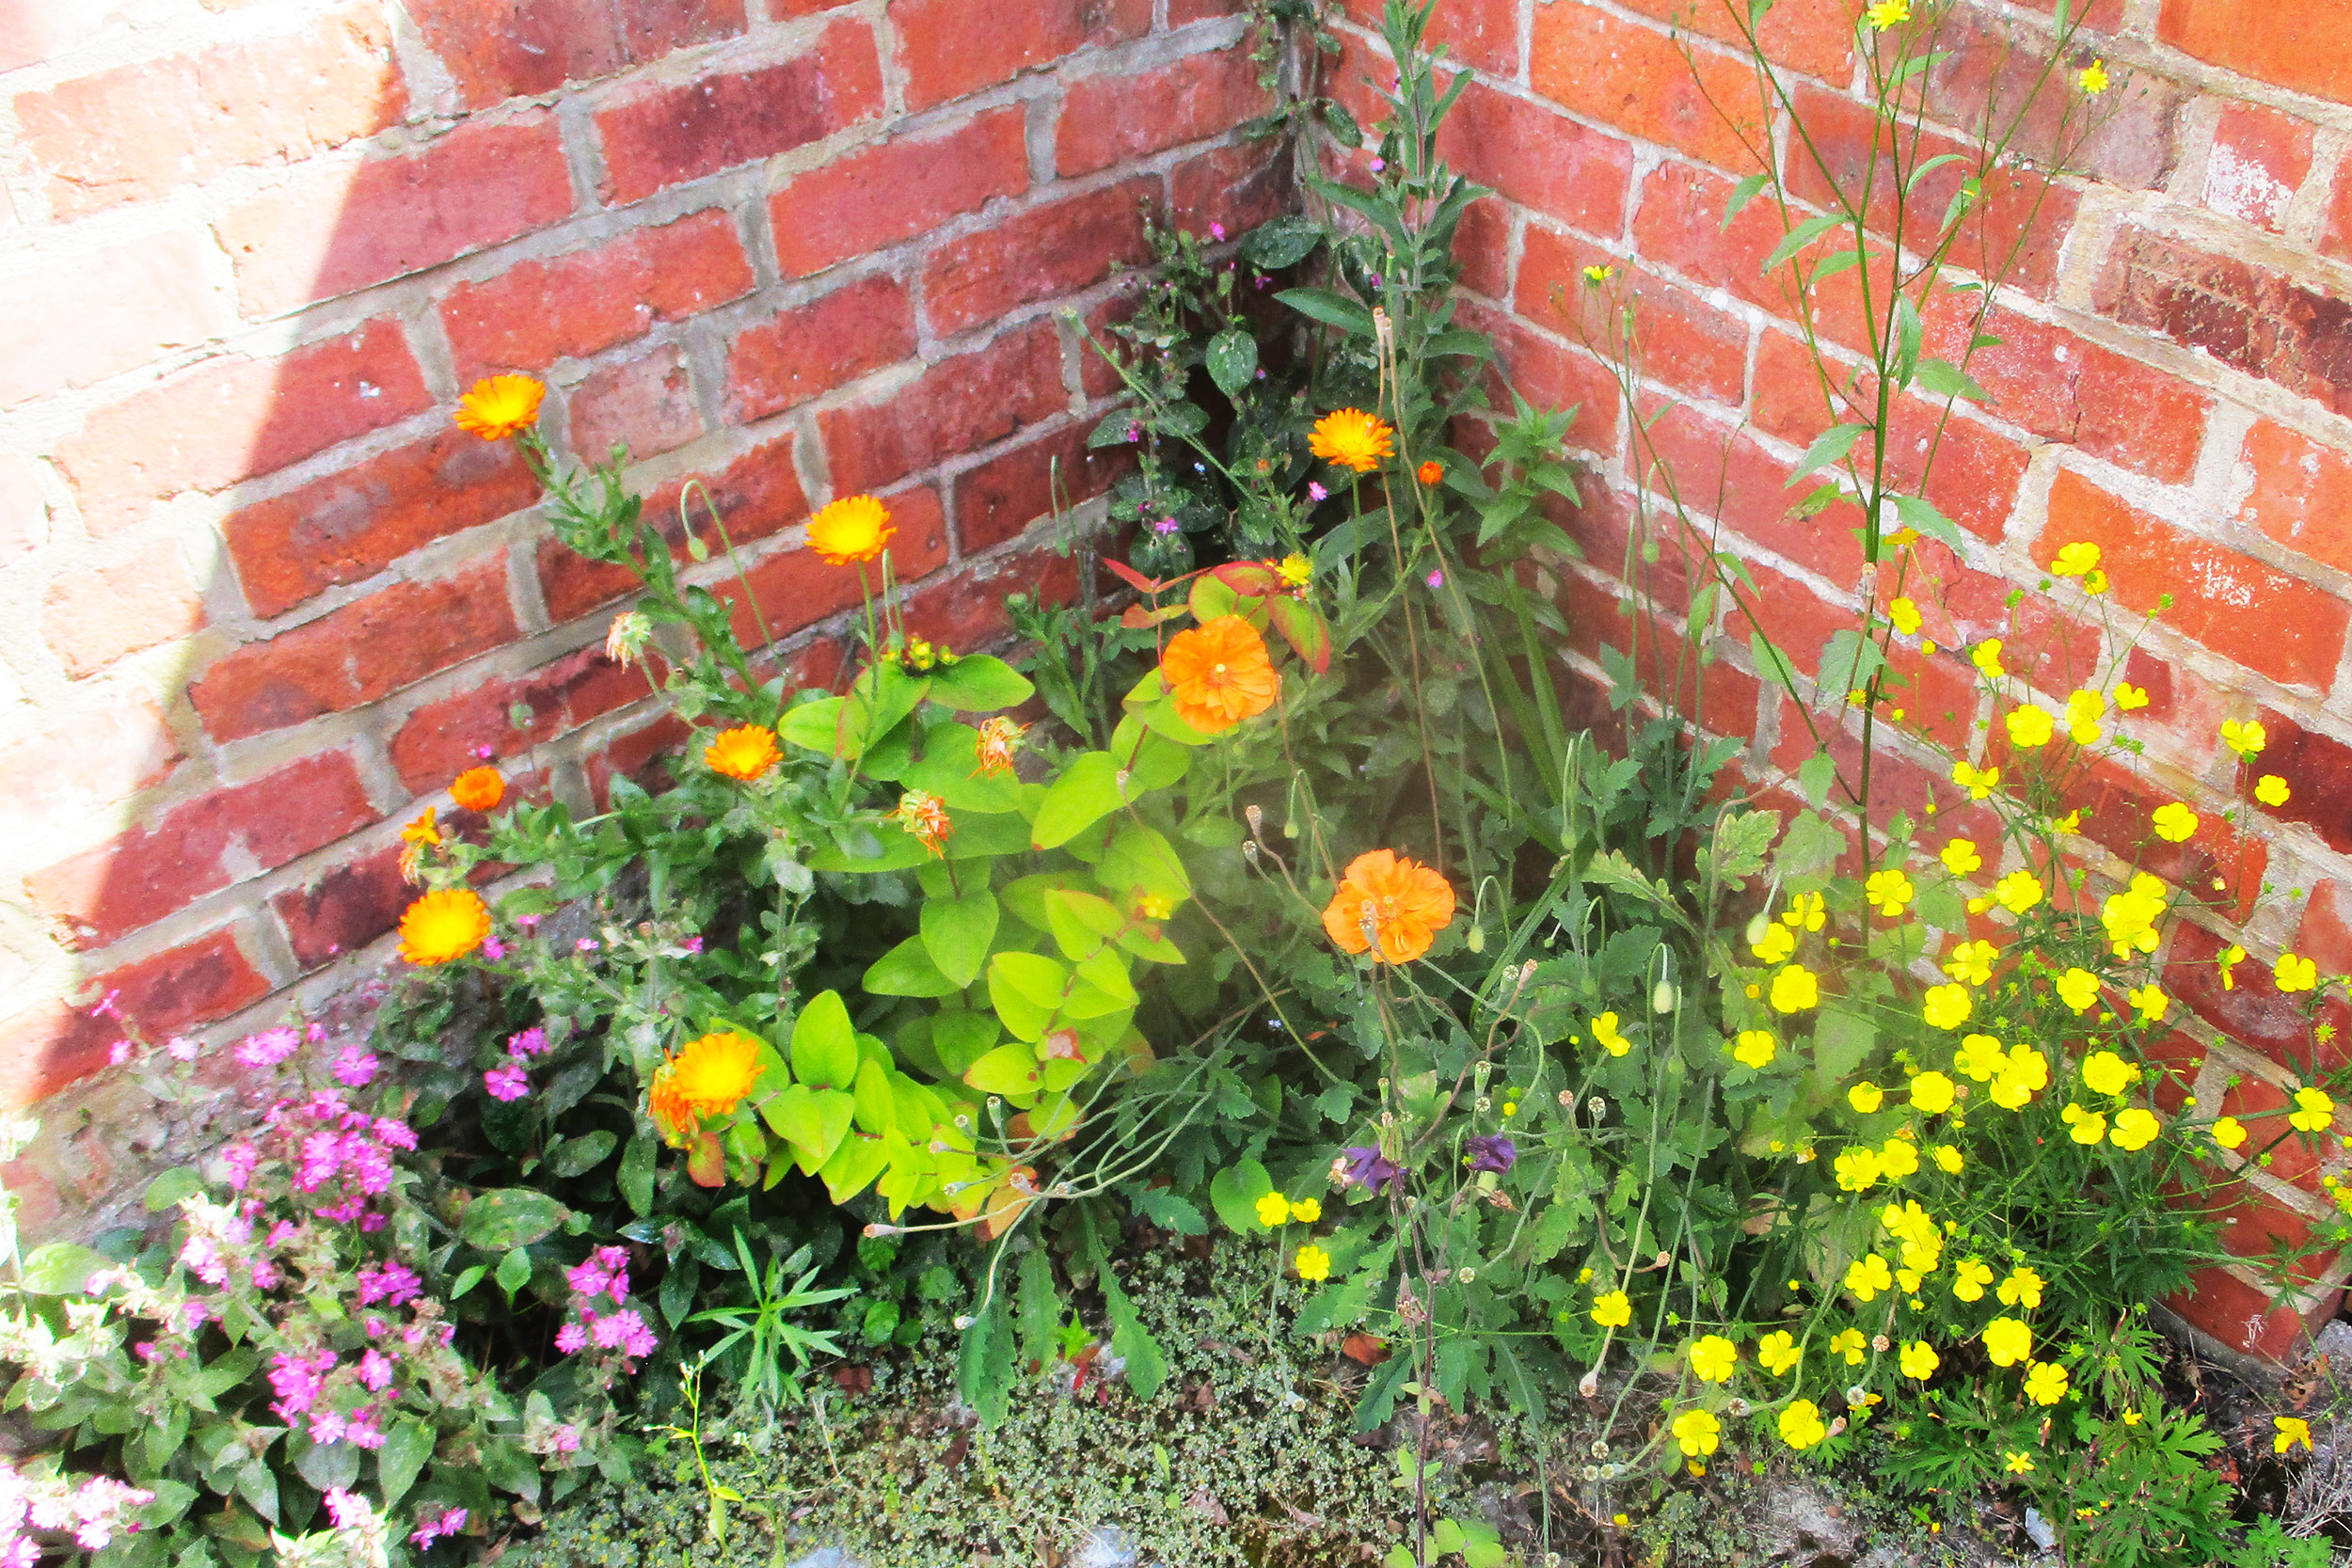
xmin=1327 ymin=0 xmax=2352 ymax=1358
xmin=0 ymin=0 xmax=1280 ymax=1204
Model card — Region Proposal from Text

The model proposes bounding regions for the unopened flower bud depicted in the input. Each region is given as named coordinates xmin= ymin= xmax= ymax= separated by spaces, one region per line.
xmin=1246 ymin=803 xmax=1264 ymax=834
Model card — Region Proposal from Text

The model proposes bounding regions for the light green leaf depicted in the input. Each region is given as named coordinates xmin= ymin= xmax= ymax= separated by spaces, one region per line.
xmin=1789 ymin=420 xmax=1866 ymax=483
xmin=1207 ymin=1159 xmax=1272 ymax=1234
xmin=865 ymin=932 xmax=964 ymax=998
xmin=1100 ymin=1270 xmax=1167 ymax=1402
xmin=496 ymin=1245 xmax=533 ymax=1295
xmin=961 ymin=1043 xmax=1042 ymax=1099
xmin=17 ymin=1243 xmax=107 ymax=1295
xmin=925 ymin=656 xmax=1033 ymax=713
xmin=1030 ymin=752 xmax=1131 ymax=849
xmin=1763 ymin=210 xmax=1846 ymax=273
xmin=790 ymin=990 xmax=859 ymax=1090
xmin=143 ymin=1168 xmax=202 ymax=1212
xmin=921 ymin=890 xmax=999 ymax=990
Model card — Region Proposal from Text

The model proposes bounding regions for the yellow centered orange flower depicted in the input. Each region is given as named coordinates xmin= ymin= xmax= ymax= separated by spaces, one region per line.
xmin=398 ymin=888 xmax=493 ymax=966
xmin=1161 ymin=615 xmax=1279 ymax=735
xmin=807 ymin=494 xmax=895 ymax=565
xmin=706 ymin=724 xmax=782 ymax=781
xmin=453 ymin=374 xmax=546 ymax=440
xmin=649 ymin=1030 xmax=764 ymax=1135
xmin=400 ymin=808 xmax=442 ymax=848
xmin=1322 ymin=849 xmax=1456 ymax=964
xmin=451 ymin=767 xmax=504 ymax=813
xmin=1307 ymin=408 xmax=1395 ymax=473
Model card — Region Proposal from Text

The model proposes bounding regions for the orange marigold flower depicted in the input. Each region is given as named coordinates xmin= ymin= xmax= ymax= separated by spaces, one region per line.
xmin=706 ymin=724 xmax=782 ymax=781
xmin=1418 ymin=460 xmax=1444 ymax=485
xmin=399 ymin=808 xmax=441 ymax=847
xmin=451 ymin=767 xmax=504 ymax=812
xmin=453 ymin=374 xmax=546 ymax=440
xmin=649 ymin=1030 xmax=765 ymax=1136
xmin=973 ymin=716 xmax=1027 ymax=778
xmin=1308 ymin=408 xmax=1395 ymax=473
xmin=807 ymin=494 xmax=895 ymax=566
xmin=1321 ymin=849 xmax=1456 ymax=964
xmin=893 ymin=789 xmax=953 ymax=856
xmin=1161 ymin=614 xmax=1279 ymax=735
xmin=399 ymin=889 xmax=493 ymax=966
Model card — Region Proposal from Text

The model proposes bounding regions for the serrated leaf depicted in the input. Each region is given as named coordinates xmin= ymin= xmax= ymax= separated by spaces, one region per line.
xmin=1100 ymin=1270 xmax=1168 ymax=1401
xmin=1796 ymin=751 xmax=1838 ymax=809
xmin=1890 ymin=492 xmax=1965 ymax=548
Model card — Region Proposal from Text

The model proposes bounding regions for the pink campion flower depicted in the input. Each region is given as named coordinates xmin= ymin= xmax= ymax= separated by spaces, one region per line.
xmin=2 ymin=1539 xmax=35 ymax=1568
xmin=107 ymin=1040 xmax=133 ymax=1067
xmin=250 ymin=1262 xmax=280 ymax=1291
xmin=681 ymin=936 xmax=704 ymax=954
xmin=1425 ymin=569 xmax=1444 ymax=589
xmin=591 ymin=1309 xmax=658 ymax=1360
xmin=553 ymin=1322 xmax=587 ymax=1354
xmin=506 ymin=1027 xmax=547 ymax=1061
xmin=324 ymin=1490 xmax=367 ymax=1530
xmin=342 ymin=1409 xmax=385 ymax=1450
xmin=358 ymin=1350 xmax=394 ymax=1391
xmin=373 ymin=1117 xmax=418 ymax=1150
xmin=364 ymin=1316 xmax=388 ymax=1338
xmin=308 ymin=1410 xmax=348 ymax=1447
xmin=165 ymin=1037 xmax=198 ymax=1063
xmin=564 ymin=1259 xmax=611 ymax=1300
xmin=178 ymin=1300 xmax=212 ymax=1332
xmin=307 ymin=1092 xmax=345 ymax=1119
xmin=1307 ymin=482 xmax=1328 ymax=501
xmin=576 ymin=939 xmax=599 ymax=953
xmin=235 ymin=1028 xmax=300 ymax=1067
xmin=481 ymin=938 xmax=506 ymax=961
xmin=222 ymin=1143 xmax=262 ymax=1191
xmin=358 ymin=1212 xmax=387 ymax=1232
xmin=331 ymin=1047 xmax=378 ymax=1088
xmin=297 ymin=1132 xmax=342 ymax=1190
xmin=90 ymin=990 xmax=120 ymax=1020
xmin=316 ymin=1200 xmax=363 ymax=1223
xmin=265 ymin=1221 xmax=297 ymax=1249
xmin=548 ymin=1425 xmax=580 ymax=1455
xmin=266 ymin=1351 xmax=330 ymax=1415
xmin=355 ymin=1262 xmax=421 ymax=1307
xmin=179 ymin=1235 xmax=229 ymax=1288
xmin=484 ymin=1066 xmax=529 ymax=1101
xmin=342 ymin=1138 xmax=394 ymax=1196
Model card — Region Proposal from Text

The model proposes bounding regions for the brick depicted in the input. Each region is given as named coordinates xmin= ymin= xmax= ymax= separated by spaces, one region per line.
xmin=2202 ymin=103 xmax=2314 ymax=232
xmin=1926 ymin=6 xmax=2183 ymax=191
xmin=2249 ymin=707 xmax=2352 ymax=857
xmin=439 ymin=209 xmax=755 ymax=380
xmin=0 ymin=701 xmax=179 ymax=845
xmin=903 ymin=543 xmax=1079 ymax=650
xmin=893 ymin=0 xmax=1150 ymax=112
xmin=2169 ymin=1265 xmax=2334 ymax=1364
xmin=189 ymin=559 xmax=520 ymax=741
xmin=2041 ymin=467 xmax=2346 ymax=690
xmin=1169 ymin=138 xmax=1295 ymax=239
xmin=1518 ymin=224 xmax=1745 ymax=404
xmin=0 ymin=232 xmax=220 ymax=408
xmin=406 ymin=0 xmax=745 ymax=109
xmin=12 ymin=5 xmax=403 ymax=216
xmin=2058 ymin=754 xmax=2264 ymax=920
xmin=0 ymin=452 xmax=47 ymax=564
xmin=0 ymin=1 xmax=142 ymax=73
xmin=1629 ymin=161 xmax=1804 ymax=321
xmin=389 ymin=642 xmax=651 ymax=791
xmin=715 ymin=486 xmax=949 ymax=649
xmin=1458 ymin=301 xmax=1621 ymax=458
xmin=594 ymin=24 xmax=882 ymax=203
xmin=535 ymin=433 xmax=810 ymax=625
xmin=2239 ymin=420 xmax=2352 ymax=580
xmin=2094 ymin=227 xmax=2352 ymax=420
xmin=1057 ymin=46 xmax=1268 ymax=178
xmin=571 ymin=345 xmax=704 ymax=461
xmin=2325 ymin=167 xmax=2352 ymax=265
xmin=1925 ymin=297 xmax=2207 ymax=483
xmin=1454 ymin=196 xmax=1511 ymax=300
xmin=223 ymin=429 xmax=538 ymax=619
xmin=1438 ymin=79 xmax=1632 ymax=237
xmin=2157 ymin=0 xmax=2352 ymax=107
xmin=41 ymin=542 xmax=207 ymax=678
xmin=273 ymin=844 xmax=408 ymax=971
xmin=0 ymin=928 xmax=272 ymax=1110
xmin=951 ymin=422 xmax=1130 ymax=553
xmin=58 ymin=318 xmax=432 ymax=537
xmin=1613 ymin=0 xmax=1851 ymax=80
xmin=1532 ymin=3 xmax=1765 ymax=173
xmin=217 ymin=115 xmax=574 ymax=318
xmin=1336 ymin=0 xmax=1518 ymax=75
xmin=2297 ymin=882 xmax=2352 ymax=979
xmin=2176 ymin=920 xmax=2350 ymax=1084
xmin=921 ymin=179 xmax=1153 ymax=338
xmin=594 ymin=713 xmax=692 ymax=799
xmin=770 ymin=108 xmax=1029 ymax=277
xmin=2216 ymin=1195 xmax=2337 ymax=1288
xmin=818 ymin=319 xmax=1070 ymax=495
xmin=725 ymin=274 xmax=917 ymax=422
xmin=26 ymin=752 xmax=377 ymax=949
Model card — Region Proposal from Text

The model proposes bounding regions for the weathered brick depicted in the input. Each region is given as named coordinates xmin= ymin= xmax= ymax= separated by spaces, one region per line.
xmin=405 ymin=0 xmax=744 ymax=109
xmin=1437 ymin=79 xmax=1632 ymax=237
xmin=903 ymin=542 xmax=1080 ymax=651
xmin=2058 ymin=754 xmax=2264 ymax=920
xmin=725 ymin=274 xmax=917 ymax=422
xmin=189 ymin=559 xmax=521 ymax=740
xmin=216 ymin=114 xmax=575 ymax=317
xmin=0 ymin=452 xmax=48 ymax=564
xmin=2169 ymin=1265 xmax=2334 ymax=1364
xmin=0 ymin=928 xmax=272 ymax=1111
xmin=0 ymin=701 xmax=179 ymax=845
xmin=26 ymin=752 xmax=378 ymax=950
xmin=1531 ymin=3 xmax=1764 ymax=173
xmin=570 ymin=344 xmax=705 ymax=461
xmin=593 ymin=713 xmax=692 ymax=799
xmin=1629 ymin=160 xmax=1803 ymax=321
xmin=2156 ymin=0 xmax=2352 ymax=108
xmin=2238 ymin=420 xmax=2352 ymax=579
xmin=438 ymin=209 xmax=755 ymax=380
xmin=2297 ymin=882 xmax=2352 ymax=979
xmin=41 ymin=541 xmax=207 ymax=677
xmin=770 ymin=107 xmax=1029 ymax=277
xmin=950 ymin=422 xmax=1130 ymax=553
xmin=1918 ymin=6 xmax=2183 ymax=193
xmin=1453 ymin=196 xmax=1511 ymax=299
xmin=535 ymin=434 xmax=810 ymax=624
xmin=817 ymin=319 xmax=1070 ymax=495
xmin=2041 ymin=467 xmax=2346 ymax=690
xmin=2094 ymin=226 xmax=2352 ymax=419
xmin=920 ymin=179 xmax=1154 ymax=338
xmin=2249 ymin=708 xmax=2352 ymax=857
xmin=0 ymin=232 xmax=221 ymax=408
xmin=389 ymin=642 xmax=651 ymax=791
xmin=1457 ymin=300 xmax=1621 ymax=458
xmin=1613 ymin=0 xmax=1851 ymax=80
xmin=893 ymin=0 xmax=1150 ymax=112
xmin=1519 ymin=224 xmax=1746 ymax=404
xmin=223 ymin=429 xmax=538 ymax=619
xmin=1169 ymin=137 xmax=1294 ymax=238
xmin=594 ymin=24 xmax=882 ymax=204
xmin=2202 ymin=103 xmax=2314 ymax=232
xmin=1057 ymin=45 xmax=1268 ymax=178
xmin=272 ymin=844 xmax=407 ymax=972
xmin=12 ymin=4 xmax=403 ymax=216
xmin=0 ymin=1 xmax=142 ymax=73
xmin=2325 ymin=166 xmax=2352 ymax=266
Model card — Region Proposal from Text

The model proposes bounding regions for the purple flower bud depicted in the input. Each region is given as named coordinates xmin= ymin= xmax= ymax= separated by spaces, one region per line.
xmin=1338 ymin=1145 xmax=1401 ymax=1193
xmin=1370 ymin=158 xmax=1387 ymax=172
xmin=1426 ymin=569 xmax=1445 ymax=589
xmin=1466 ymin=1134 xmax=1517 ymax=1174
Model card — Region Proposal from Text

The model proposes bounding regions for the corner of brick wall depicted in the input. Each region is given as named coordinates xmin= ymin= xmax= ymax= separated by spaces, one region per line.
xmin=1319 ymin=0 xmax=2352 ymax=1358
xmin=0 ymin=0 xmax=1288 ymax=1230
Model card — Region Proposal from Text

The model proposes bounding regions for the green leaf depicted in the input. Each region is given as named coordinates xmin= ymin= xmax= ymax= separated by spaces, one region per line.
xmin=1796 ymin=751 xmax=1838 ymax=809
xmin=496 ymin=1246 xmax=533 ymax=1295
xmin=1043 ymin=888 xmax=1127 ymax=960
xmin=17 ymin=1243 xmax=107 ymax=1295
xmin=143 ymin=1168 xmax=203 ymax=1212
xmin=617 ymin=1134 xmax=657 ymax=1216
xmin=852 ymin=1059 xmax=897 ymax=1135
xmin=1723 ymin=170 xmax=1769 ymax=229
xmin=458 ymin=1189 xmax=565 ymax=1252
xmin=790 ymin=990 xmax=859 ymax=1091
xmin=1890 ymin=492 xmax=1965 ymax=548
xmin=759 ymin=1084 xmax=854 ymax=1171
xmin=1910 ymin=357 xmax=1986 ymax=402
xmin=1275 ymin=285 xmax=1374 ymax=336
xmin=1763 ymin=210 xmax=1846 ymax=273
xmin=1096 ymin=823 xmax=1190 ymax=906
xmin=449 ymin=1263 xmax=487 ymax=1301
xmin=1030 ymin=752 xmax=1132 ymax=849
xmin=921 ymin=890 xmax=1000 ymax=990
xmin=962 ymin=1044 xmax=1043 ymax=1099
xmin=931 ymin=1010 xmax=1001 ymax=1076
xmin=1205 ymin=327 xmax=1259 ymax=398
xmin=925 ymin=656 xmax=1033 ymax=713
xmin=1207 ymin=1159 xmax=1272 ymax=1234
xmin=546 ymin=1130 xmax=616 ymax=1179
xmin=865 ymin=932 xmax=963 ymax=998
xmin=1100 ymin=1270 xmax=1168 ymax=1402
xmin=1789 ymin=420 xmax=1866 ymax=484
xmin=1813 ymin=1006 xmax=1878 ymax=1084
xmin=1124 ymin=1185 xmax=1206 ymax=1235
xmin=818 ymin=1134 xmax=890 ymax=1205
xmin=1241 ymin=214 xmax=1322 ymax=268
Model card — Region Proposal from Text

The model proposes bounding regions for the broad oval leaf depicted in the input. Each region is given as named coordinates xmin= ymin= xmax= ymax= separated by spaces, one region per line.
xmin=962 ymin=1043 xmax=1044 ymax=1099
xmin=790 ymin=991 xmax=860 ymax=1091
xmin=458 ymin=1189 xmax=566 ymax=1252
xmin=926 ymin=656 xmax=1034 ymax=713
xmin=920 ymin=890 xmax=1000 ymax=990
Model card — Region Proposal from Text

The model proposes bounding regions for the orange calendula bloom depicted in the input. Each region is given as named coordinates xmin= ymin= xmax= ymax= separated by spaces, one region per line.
xmin=973 ymin=716 xmax=1027 ymax=778
xmin=1322 ymin=849 xmax=1456 ymax=964
xmin=451 ymin=767 xmax=504 ymax=813
xmin=453 ymin=374 xmax=546 ymax=440
xmin=649 ymin=1030 xmax=765 ymax=1136
xmin=705 ymin=724 xmax=782 ymax=781
xmin=894 ymin=789 xmax=953 ymax=856
xmin=807 ymin=495 xmax=895 ymax=566
xmin=398 ymin=889 xmax=493 ymax=966
xmin=400 ymin=808 xmax=441 ymax=848
xmin=1308 ymin=408 xmax=1395 ymax=473
xmin=1417 ymin=460 xmax=1444 ymax=485
xmin=1161 ymin=615 xmax=1279 ymax=735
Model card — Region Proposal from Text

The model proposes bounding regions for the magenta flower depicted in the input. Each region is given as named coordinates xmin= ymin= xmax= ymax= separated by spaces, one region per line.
xmin=506 ymin=1027 xmax=548 ymax=1061
xmin=331 ymin=1047 xmax=378 ymax=1087
xmin=355 ymin=1261 xmax=421 ymax=1307
xmin=324 ymin=1490 xmax=367 ymax=1530
xmin=358 ymin=1349 xmax=394 ymax=1391
xmin=222 ymin=1143 xmax=261 ymax=1191
xmin=373 ymin=1117 xmax=418 ymax=1150
xmin=107 ymin=1040 xmax=133 ymax=1067
xmin=1308 ymin=482 xmax=1328 ymax=502
xmin=484 ymin=1065 xmax=529 ymax=1101
xmin=235 ymin=1028 xmax=300 ymax=1068
xmin=554 ymin=1322 xmax=587 ymax=1354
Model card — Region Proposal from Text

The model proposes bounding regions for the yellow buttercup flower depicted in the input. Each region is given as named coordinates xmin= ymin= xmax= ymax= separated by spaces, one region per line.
xmin=1294 ymin=1243 xmax=1331 ymax=1281
xmin=1292 ymin=1196 xmax=1321 ymax=1224
xmin=2109 ymin=1107 xmax=2159 ymax=1151
xmin=2289 ymin=1085 xmax=2335 ymax=1133
xmin=1782 ymin=892 xmax=1827 ymax=932
xmin=1779 ymin=1399 xmax=1828 ymax=1450
xmin=1771 ymin=964 xmax=1820 ymax=1013
xmin=1931 ymin=1143 xmax=1964 ymax=1173
xmin=1899 ymin=1340 xmax=1939 ymax=1381
xmin=807 ymin=495 xmax=896 ymax=566
xmin=1592 ymin=1011 xmax=1631 ymax=1056
xmin=2256 ymin=774 xmax=2291 ymax=807
xmin=1954 ymin=1034 xmax=2008 ymax=1083
xmin=2102 ymin=873 xmax=2167 ymax=958
xmin=2150 ymin=801 xmax=2199 ymax=844
xmin=1993 ymin=870 xmax=2043 ymax=915
xmin=2078 ymin=58 xmax=2109 ymax=94
xmin=399 ymin=888 xmax=494 ymax=966
xmin=1952 ymin=1259 xmax=1994 ymax=1302
xmin=2024 ymin=1361 xmax=2070 ymax=1405
xmin=2220 ymin=719 xmax=2267 ymax=758
xmin=2277 ymin=953 xmax=2319 ymax=993
xmin=1849 ymin=1081 xmax=1885 ymax=1114
xmin=1981 ymin=1316 xmax=2031 ymax=1367
xmin=2056 ymin=967 xmax=2101 ymax=1013
xmin=2005 ymin=705 xmax=2055 ymax=748
xmin=2276 ymin=1417 xmax=2313 ymax=1454
xmin=1834 ymin=1147 xmax=1885 ymax=1192
xmin=1671 ymin=1407 xmax=1721 ymax=1457
xmin=2114 ymin=682 xmax=2150 ymax=710
xmin=2212 ymin=1116 xmax=2248 ymax=1150
xmin=454 ymin=373 xmax=547 ymax=440
xmin=1845 ymin=1252 xmax=1894 ymax=1302
xmin=1940 ymin=838 xmax=1981 ymax=876
xmin=1690 ymin=1335 xmax=1738 ymax=1382
xmin=1879 ymin=1138 xmax=1919 ymax=1180
xmin=1865 ymin=868 xmax=1914 ymax=917
xmin=1910 ymin=1071 xmax=1956 ymax=1115
xmin=2050 ymin=542 xmax=2102 ymax=578
xmin=1757 ymin=1330 xmax=1802 ymax=1375
xmin=1732 ymin=1030 xmax=1777 ymax=1069
xmin=1592 ymin=1290 xmax=1632 ymax=1327
xmin=1829 ymin=1328 xmax=1867 ymax=1366
xmin=1753 ymin=921 xmax=1797 ymax=964
xmin=2082 ymin=1051 xmax=2138 ymax=1097
xmin=1308 ymin=408 xmax=1395 ymax=473
xmin=1864 ymin=0 xmax=1909 ymax=28
xmin=2063 ymin=1102 xmax=2107 ymax=1144
xmin=1275 ymin=553 xmax=1311 ymax=590
xmin=2005 ymin=1449 xmax=2035 ymax=1474
xmin=2063 ymin=688 xmax=2106 ymax=745
xmin=1887 ymin=596 xmax=1922 ymax=636
xmin=1951 ymin=761 xmax=2001 ymax=800
xmin=1256 ymin=1191 xmax=1293 ymax=1227
xmin=1996 ymin=1266 xmax=2044 ymax=1310
xmin=1944 ymin=940 xmax=1997 ymax=987
xmin=1581 ymin=263 xmax=1616 ymax=285
xmin=1921 ymin=983 xmax=1972 ymax=1031
xmin=1971 ymin=639 xmax=2007 ymax=679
